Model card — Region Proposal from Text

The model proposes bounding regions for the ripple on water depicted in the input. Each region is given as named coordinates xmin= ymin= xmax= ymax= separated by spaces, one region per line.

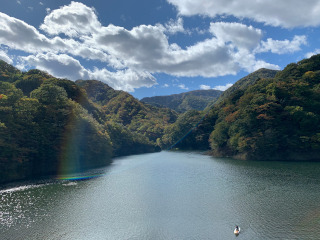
xmin=1 ymin=152 xmax=320 ymax=240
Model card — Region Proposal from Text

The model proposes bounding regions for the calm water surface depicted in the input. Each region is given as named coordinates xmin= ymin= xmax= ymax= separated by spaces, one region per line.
xmin=1 ymin=151 xmax=320 ymax=240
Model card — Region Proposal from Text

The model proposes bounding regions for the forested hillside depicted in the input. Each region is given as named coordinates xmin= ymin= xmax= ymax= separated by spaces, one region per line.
xmin=160 ymin=68 xmax=278 ymax=150
xmin=207 ymin=68 xmax=278 ymax=108
xmin=167 ymin=55 xmax=320 ymax=161
xmin=1 ymin=53 xmax=319 ymax=184
xmin=209 ymin=55 xmax=320 ymax=160
xmin=76 ymin=80 xmax=178 ymax=143
xmin=141 ymin=89 xmax=222 ymax=113
xmin=0 ymin=61 xmax=158 ymax=183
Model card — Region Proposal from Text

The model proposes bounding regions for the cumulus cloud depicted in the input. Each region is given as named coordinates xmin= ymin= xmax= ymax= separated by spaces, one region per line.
xmin=167 ymin=0 xmax=320 ymax=28
xmin=213 ymin=83 xmax=233 ymax=91
xmin=0 ymin=12 xmax=56 ymax=53
xmin=40 ymin=1 xmax=101 ymax=37
xmin=305 ymin=49 xmax=320 ymax=58
xmin=22 ymin=53 xmax=89 ymax=80
xmin=164 ymin=17 xmax=185 ymax=34
xmin=0 ymin=49 xmax=12 ymax=64
xmin=178 ymin=84 xmax=189 ymax=90
xmin=87 ymin=23 xmax=241 ymax=77
xmin=20 ymin=53 xmax=156 ymax=92
xmin=91 ymin=68 xmax=156 ymax=91
xmin=0 ymin=12 xmax=115 ymax=64
xmin=91 ymin=24 xmax=172 ymax=70
xmin=200 ymin=84 xmax=211 ymax=90
xmin=234 ymin=49 xmax=280 ymax=72
xmin=0 ymin=2 xmax=287 ymax=92
xmin=255 ymin=35 xmax=307 ymax=54
xmin=210 ymin=22 xmax=262 ymax=50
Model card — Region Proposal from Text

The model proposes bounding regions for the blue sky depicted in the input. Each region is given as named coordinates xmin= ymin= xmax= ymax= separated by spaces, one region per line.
xmin=1 ymin=0 xmax=320 ymax=99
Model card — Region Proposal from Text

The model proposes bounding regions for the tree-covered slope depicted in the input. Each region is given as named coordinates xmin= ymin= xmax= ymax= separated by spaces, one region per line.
xmin=162 ymin=58 xmax=320 ymax=161
xmin=160 ymin=68 xmax=278 ymax=151
xmin=209 ymin=68 xmax=279 ymax=107
xmin=0 ymin=62 xmax=158 ymax=184
xmin=208 ymin=55 xmax=320 ymax=160
xmin=141 ymin=89 xmax=222 ymax=113
xmin=76 ymin=80 xmax=178 ymax=143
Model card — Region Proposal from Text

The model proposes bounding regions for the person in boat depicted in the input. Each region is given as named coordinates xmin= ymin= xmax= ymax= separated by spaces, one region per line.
xmin=235 ymin=226 xmax=239 ymax=231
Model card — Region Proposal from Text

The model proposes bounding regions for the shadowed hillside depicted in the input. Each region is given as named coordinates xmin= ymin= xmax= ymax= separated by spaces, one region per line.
xmin=0 ymin=61 xmax=160 ymax=183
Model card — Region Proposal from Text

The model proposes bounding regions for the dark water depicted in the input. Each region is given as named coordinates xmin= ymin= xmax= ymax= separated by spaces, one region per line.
xmin=1 ymin=151 xmax=320 ymax=240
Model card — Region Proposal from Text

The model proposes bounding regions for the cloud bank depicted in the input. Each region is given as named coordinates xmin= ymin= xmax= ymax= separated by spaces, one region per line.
xmin=167 ymin=0 xmax=320 ymax=28
xmin=0 ymin=1 xmax=309 ymax=91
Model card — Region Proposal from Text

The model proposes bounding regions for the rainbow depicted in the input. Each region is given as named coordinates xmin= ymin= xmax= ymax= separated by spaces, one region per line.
xmin=57 ymin=174 xmax=101 ymax=181
xmin=56 ymin=111 xmax=107 ymax=180
xmin=57 ymin=113 xmax=83 ymax=178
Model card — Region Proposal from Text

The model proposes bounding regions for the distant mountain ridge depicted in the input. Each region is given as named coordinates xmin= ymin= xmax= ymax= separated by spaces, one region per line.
xmin=141 ymin=89 xmax=222 ymax=113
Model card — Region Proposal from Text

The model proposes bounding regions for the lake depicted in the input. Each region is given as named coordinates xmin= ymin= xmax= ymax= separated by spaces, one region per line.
xmin=1 ymin=151 xmax=320 ymax=240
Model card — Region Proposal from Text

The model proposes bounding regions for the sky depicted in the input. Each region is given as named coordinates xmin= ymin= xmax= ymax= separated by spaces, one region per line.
xmin=0 ymin=0 xmax=320 ymax=99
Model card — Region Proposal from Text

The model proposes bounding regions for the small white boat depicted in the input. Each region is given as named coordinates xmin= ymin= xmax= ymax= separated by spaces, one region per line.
xmin=234 ymin=227 xmax=240 ymax=235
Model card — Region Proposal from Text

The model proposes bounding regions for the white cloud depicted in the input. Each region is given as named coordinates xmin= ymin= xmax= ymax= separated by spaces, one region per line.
xmin=40 ymin=1 xmax=101 ymax=37
xmin=249 ymin=60 xmax=280 ymax=72
xmin=234 ymin=49 xmax=280 ymax=72
xmin=90 ymin=68 xmax=156 ymax=91
xmin=0 ymin=12 xmax=115 ymax=64
xmin=88 ymin=23 xmax=247 ymax=77
xmin=0 ymin=12 xmax=64 ymax=53
xmin=165 ymin=18 xmax=185 ymax=34
xmin=163 ymin=84 xmax=169 ymax=88
xmin=73 ymin=12 xmax=275 ymax=78
xmin=213 ymin=83 xmax=233 ymax=91
xmin=22 ymin=53 xmax=89 ymax=80
xmin=210 ymin=22 xmax=262 ymax=50
xmin=17 ymin=1 xmax=21 ymax=4
xmin=200 ymin=84 xmax=211 ymax=90
xmin=167 ymin=0 xmax=320 ymax=28
xmin=305 ymin=49 xmax=320 ymax=58
xmin=39 ymin=2 xmax=43 ymax=5
xmin=178 ymin=84 xmax=189 ymax=90
xmin=0 ymin=2 xmax=285 ymax=92
xmin=255 ymin=35 xmax=307 ymax=54
xmin=0 ymin=49 xmax=12 ymax=64
xmin=20 ymin=53 xmax=156 ymax=92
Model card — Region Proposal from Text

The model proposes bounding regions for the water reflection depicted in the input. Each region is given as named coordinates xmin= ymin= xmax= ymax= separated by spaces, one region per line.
xmin=1 ymin=151 xmax=320 ymax=240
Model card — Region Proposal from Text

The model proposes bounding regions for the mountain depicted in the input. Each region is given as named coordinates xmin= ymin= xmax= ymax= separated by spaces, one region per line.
xmin=208 ymin=68 xmax=279 ymax=107
xmin=141 ymin=89 xmax=222 ymax=113
xmin=165 ymin=55 xmax=320 ymax=161
xmin=1 ymin=53 xmax=319 ymax=184
xmin=209 ymin=55 xmax=320 ymax=160
xmin=0 ymin=62 xmax=159 ymax=184
xmin=76 ymin=80 xmax=178 ymax=143
xmin=160 ymin=68 xmax=278 ymax=150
